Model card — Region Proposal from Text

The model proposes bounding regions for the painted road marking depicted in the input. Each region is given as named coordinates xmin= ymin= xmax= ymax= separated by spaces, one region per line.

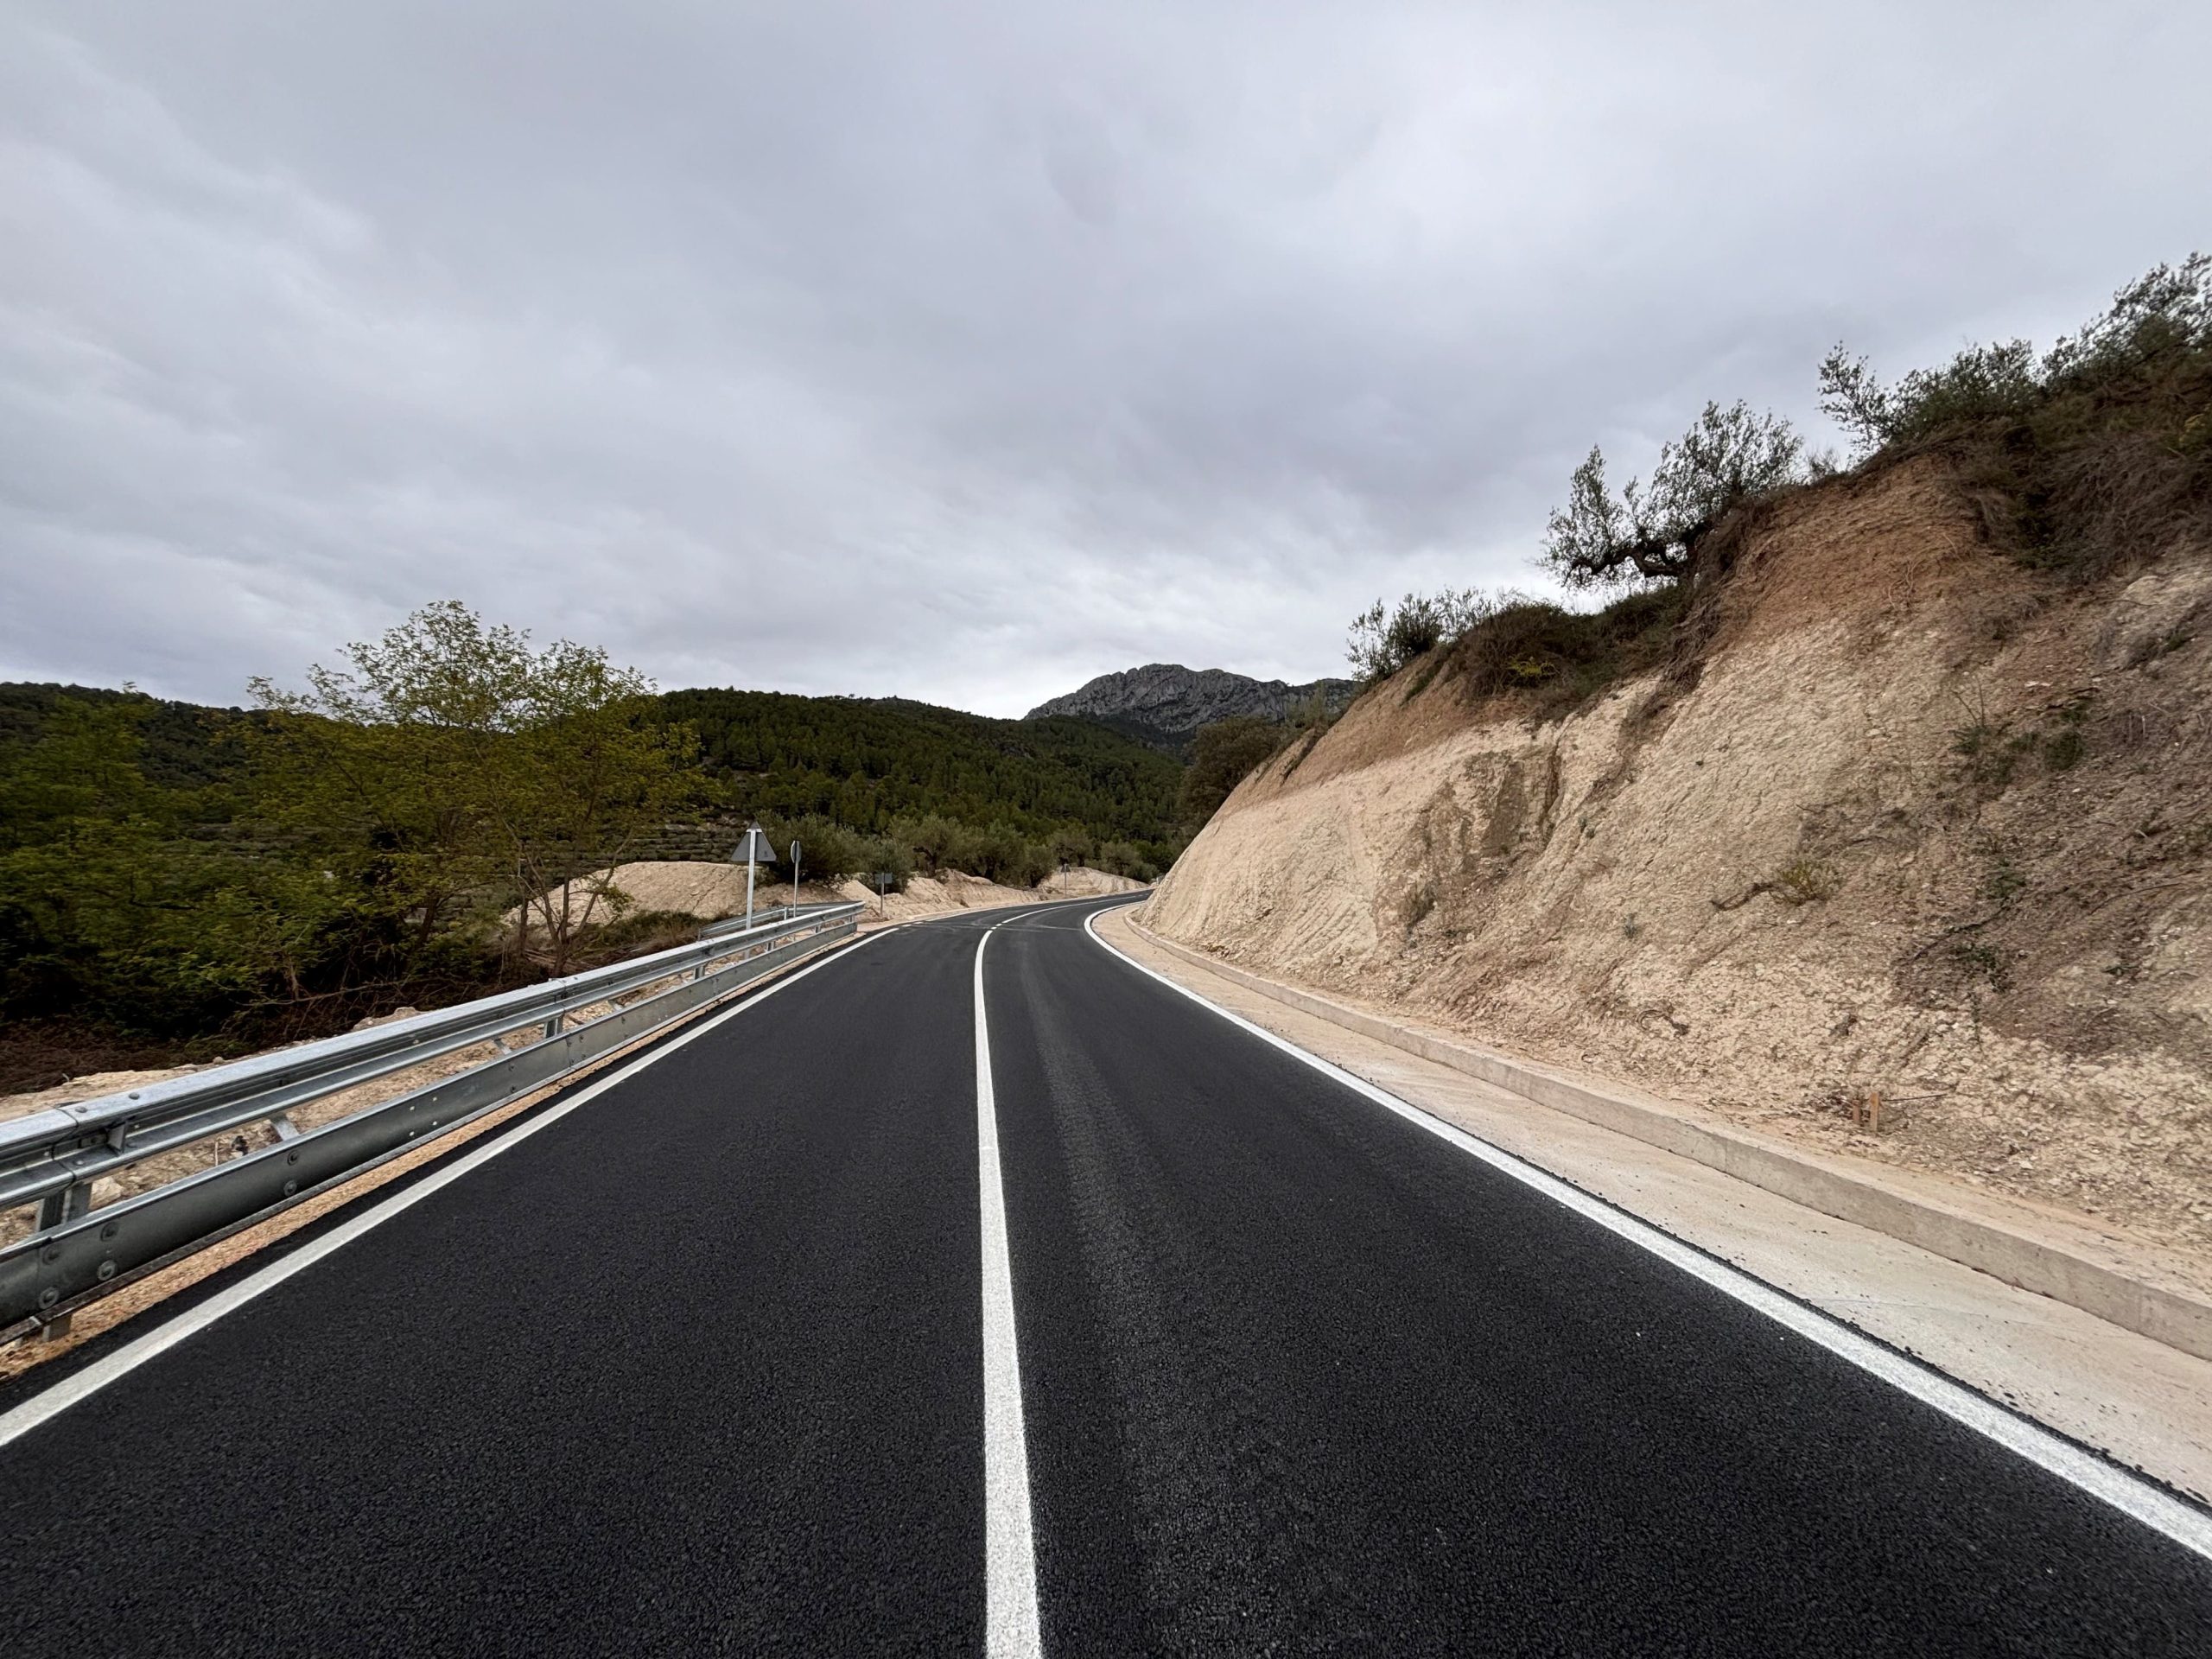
xmin=1084 ymin=908 xmax=2212 ymax=1565
xmin=0 ymin=934 xmax=883 ymax=1452
xmin=975 ymin=921 xmax=1045 ymax=1657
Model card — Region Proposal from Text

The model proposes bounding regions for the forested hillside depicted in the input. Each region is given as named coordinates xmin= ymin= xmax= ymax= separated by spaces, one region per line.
xmin=0 ymin=682 xmax=258 ymax=791
xmin=0 ymin=661 xmax=1190 ymax=1090
xmin=0 ymin=683 xmax=1187 ymax=855
xmin=661 ymin=690 xmax=1183 ymax=849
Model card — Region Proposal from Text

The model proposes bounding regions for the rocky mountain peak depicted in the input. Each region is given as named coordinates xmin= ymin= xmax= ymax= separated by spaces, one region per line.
xmin=1026 ymin=663 xmax=1352 ymax=748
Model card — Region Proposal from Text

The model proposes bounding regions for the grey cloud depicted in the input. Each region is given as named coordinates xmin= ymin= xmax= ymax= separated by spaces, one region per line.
xmin=3 ymin=2 xmax=2208 ymax=715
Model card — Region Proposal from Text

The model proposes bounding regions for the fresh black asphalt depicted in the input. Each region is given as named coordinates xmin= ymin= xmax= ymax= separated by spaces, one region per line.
xmin=0 ymin=922 xmax=988 ymax=1655
xmin=987 ymin=908 xmax=2212 ymax=1654
xmin=2 ymin=894 xmax=2209 ymax=1653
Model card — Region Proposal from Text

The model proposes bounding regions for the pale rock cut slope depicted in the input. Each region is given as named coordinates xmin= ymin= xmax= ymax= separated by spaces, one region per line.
xmin=1147 ymin=458 xmax=2212 ymax=1255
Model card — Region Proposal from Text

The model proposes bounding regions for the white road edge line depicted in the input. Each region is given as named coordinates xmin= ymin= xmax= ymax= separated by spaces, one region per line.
xmin=976 ymin=921 xmax=1046 ymax=1658
xmin=1083 ymin=908 xmax=2212 ymax=1565
xmin=0 ymin=931 xmax=885 ymax=1452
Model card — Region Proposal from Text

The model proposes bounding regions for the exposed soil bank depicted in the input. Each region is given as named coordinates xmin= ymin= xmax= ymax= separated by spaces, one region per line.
xmin=1148 ymin=459 xmax=2212 ymax=1255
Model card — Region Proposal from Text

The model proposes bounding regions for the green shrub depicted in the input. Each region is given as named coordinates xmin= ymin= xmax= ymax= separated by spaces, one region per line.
xmin=1446 ymin=585 xmax=1688 ymax=718
xmin=1772 ymin=860 xmax=1840 ymax=905
xmin=1347 ymin=591 xmax=1492 ymax=683
xmin=1821 ymin=253 xmax=2212 ymax=580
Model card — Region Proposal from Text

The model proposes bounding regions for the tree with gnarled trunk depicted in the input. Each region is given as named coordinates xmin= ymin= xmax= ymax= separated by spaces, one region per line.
xmin=1542 ymin=400 xmax=1806 ymax=588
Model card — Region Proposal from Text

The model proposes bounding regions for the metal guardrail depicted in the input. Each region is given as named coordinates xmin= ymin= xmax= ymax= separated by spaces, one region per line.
xmin=0 ymin=902 xmax=865 ymax=1334
xmin=696 ymin=900 xmax=844 ymax=940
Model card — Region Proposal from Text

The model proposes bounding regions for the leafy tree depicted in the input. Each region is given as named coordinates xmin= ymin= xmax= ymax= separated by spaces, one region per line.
xmin=1543 ymin=400 xmax=1804 ymax=587
xmin=252 ymin=601 xmax=704 ymax=976
xmin=1179 ymin=715 xmax=1284 ymax=823
xmin=760 ymin=812 xmax=912 ymax=888
xmin=887 ymin=812 xmax=982 ymax=874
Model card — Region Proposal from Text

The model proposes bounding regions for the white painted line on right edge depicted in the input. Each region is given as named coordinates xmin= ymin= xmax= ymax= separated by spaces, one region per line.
xmin=1084 ymin=908 xmax=2212 ymax=1565
xmin=975 ymin=921 xmax=1045 ymax=1657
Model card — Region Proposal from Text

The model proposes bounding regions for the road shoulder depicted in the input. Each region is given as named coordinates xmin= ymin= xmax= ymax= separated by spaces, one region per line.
xmin=1096 ymin=904 xmax=2212 ymax=1507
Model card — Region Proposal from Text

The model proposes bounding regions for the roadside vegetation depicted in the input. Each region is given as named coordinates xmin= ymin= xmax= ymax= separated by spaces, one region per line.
xmin=0 ymin=608 xmax=1190 ymax=1092
xmin=0 ymin=606 xmax=709 ymax=1090
xmin=1339 ymin=251 xmax=2211 ymax=717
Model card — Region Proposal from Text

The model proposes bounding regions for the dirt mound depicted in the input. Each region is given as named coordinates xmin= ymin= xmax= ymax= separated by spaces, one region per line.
xmin=505 ymin=860 xmax=758 ymax=932
xmin=1148 ymin=456 xmax=2212 ymax=1255
xmin=520 ymin=860 xmax=1144 ymax=931
xmin=1038 ymin=867 xmax=1148 ymax=899
xmin=840 ymin=869 xmax=1048 ymax=920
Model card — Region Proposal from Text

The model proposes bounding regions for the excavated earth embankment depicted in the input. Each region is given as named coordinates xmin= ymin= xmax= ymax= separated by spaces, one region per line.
xmin=1147 ymin=457 xmax=2212 ymax=1255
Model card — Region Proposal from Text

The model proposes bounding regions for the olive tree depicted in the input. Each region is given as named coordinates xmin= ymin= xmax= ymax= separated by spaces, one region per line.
xmin=1542 ymin=400 xmax=1804 ymax=588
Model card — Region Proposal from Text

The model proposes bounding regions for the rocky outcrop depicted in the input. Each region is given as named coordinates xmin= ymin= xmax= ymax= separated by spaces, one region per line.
xmin=1027 ymin=663 xmax=1353 ymax=748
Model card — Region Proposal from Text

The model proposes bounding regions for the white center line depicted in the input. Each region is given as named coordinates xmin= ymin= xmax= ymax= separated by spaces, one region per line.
xmin=975 ymin=923 xmax=1045 ymax=1657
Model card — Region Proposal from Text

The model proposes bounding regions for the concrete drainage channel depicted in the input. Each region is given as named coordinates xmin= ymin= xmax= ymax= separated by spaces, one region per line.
xmin=1128 ymin=916 xmax=2212 ymax=1366
xmin=0 ymin=904 xmax=867 ymax=1345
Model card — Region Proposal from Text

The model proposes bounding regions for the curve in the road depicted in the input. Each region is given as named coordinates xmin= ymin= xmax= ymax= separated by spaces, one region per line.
xmin=0 ymin=890 xmax=2203 ymax=1656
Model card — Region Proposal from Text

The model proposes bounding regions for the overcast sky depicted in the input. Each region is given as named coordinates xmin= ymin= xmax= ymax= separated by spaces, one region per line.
xmin=4 ymin=3 xmax=2207 ymax=716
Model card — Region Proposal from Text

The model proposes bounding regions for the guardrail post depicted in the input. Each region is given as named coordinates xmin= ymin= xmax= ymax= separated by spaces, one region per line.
xmin=35 ymin=1181 xmax=92 ymax=1234
xmin=33 ymin=1183 xmax=93 ymax=1341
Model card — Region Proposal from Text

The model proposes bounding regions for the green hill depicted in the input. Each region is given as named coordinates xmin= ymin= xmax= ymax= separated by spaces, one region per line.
xmin=0 ymin=677 xmax=1190 ymax=1085
xmin=0 ymin=680 xmax=1189 ymax=858
xmin=659 ymin=689 xmax=1185 ymax=856
xmin=0 ymin=682 xmax=259 ymax=792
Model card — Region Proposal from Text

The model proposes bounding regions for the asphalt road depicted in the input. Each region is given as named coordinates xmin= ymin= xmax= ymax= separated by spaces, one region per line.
xmin=2 ymin=894 xmax=2209 ymax=1654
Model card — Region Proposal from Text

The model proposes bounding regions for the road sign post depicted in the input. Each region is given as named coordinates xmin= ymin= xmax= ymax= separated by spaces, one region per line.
xmin=732 ymin=824 xmax=775 ymax=930
xmin=791 ymin=841 xmax=803 ymax=906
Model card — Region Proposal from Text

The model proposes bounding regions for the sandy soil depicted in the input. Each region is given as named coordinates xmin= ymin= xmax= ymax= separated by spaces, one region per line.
xmin=523 ymin=859 xmax=1144 ymax=929
xmin=1148 ymin=458 xmax=2212 ymax=1258
xmin=1037 ymin=867 xmax=1150 ymax=899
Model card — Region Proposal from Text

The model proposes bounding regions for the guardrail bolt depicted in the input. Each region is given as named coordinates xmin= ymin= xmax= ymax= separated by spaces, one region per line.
xmin=41 ymin=1244 xmax=60 ymax=1265
xmin=37 ymin=1287 xmax=58 ymax=1309
xmin=100 ymin=1222 xmax=118 ymax=1240
xmin=96 ymin=1260 xmax=116 ymax=1281
xmin=283 ymin=1179 xmax=298 ymax=1197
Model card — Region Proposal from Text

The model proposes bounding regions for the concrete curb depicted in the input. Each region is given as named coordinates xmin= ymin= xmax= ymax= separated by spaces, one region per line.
xmin=1129 ymin=917 xmax=2212 ymax=1364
